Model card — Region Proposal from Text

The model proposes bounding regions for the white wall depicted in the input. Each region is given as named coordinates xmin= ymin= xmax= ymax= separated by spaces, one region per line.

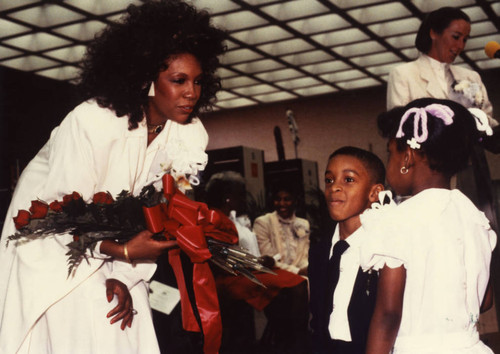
xmin=203 ymin=85 xmax=500 ymax=190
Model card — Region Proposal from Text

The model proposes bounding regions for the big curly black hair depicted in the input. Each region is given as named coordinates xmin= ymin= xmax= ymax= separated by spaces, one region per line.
xmin=378 ymin=98 xmax=479 ymax=177
xmin=77 ymin=0 xmax=226 ymax=129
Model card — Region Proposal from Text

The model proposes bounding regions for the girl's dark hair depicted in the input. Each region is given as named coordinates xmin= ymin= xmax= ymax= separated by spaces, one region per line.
xmin=77 ymin=0 xmax=226 ymax=129
xmin=415 ymin=7 xmax=470 ymax=53
xmin=328 ymin=146 xmax=386 ymax=185
xmin=378 ymin=98 xmax=479 ymax=177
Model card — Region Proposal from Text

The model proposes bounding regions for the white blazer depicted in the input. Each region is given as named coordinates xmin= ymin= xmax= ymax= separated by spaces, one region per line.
xmin=387 ymin=54 xmax=495 ymax=125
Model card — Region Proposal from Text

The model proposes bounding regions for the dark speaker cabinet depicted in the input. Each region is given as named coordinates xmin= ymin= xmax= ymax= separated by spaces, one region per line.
xmin=204 ymin=146 xmax=266 ymax=208
xmin=264 ymin=159 xmax=320 ymax=219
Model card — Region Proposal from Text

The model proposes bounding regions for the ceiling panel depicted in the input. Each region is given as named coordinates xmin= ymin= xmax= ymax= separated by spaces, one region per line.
xmin=347 ymin=3 xmax=411 ymax=24
xmin=261 ymin=1 xmax=329 ymax=21
xmin=294 ymin=84 xmax=337 ymax=96
xmin=0 ymin=46 xmax=22 ymax=59
xmin=52 ymin=21 xmax=108 ymax=41
xmin=0 ymin=0 xmax=499 ymax=111
xmin=255 ymin=68 xmax=303 ymax=81
xmin=7 ymin=4 xmax=85 ymax=27
xmin=287 ymin=13 xmax=350 ymax=34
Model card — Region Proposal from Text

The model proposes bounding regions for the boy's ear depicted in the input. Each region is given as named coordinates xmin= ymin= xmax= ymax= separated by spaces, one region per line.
xmin=368 ymin=183 xmax=385 ymax=203
xmin=430 ymin=29 xmax=437 ymax=40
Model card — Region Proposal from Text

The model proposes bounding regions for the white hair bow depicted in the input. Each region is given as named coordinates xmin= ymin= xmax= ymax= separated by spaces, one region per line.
xmin=468 ymin=108 xmax=493 ymax=136
xmin=396 ymin=104 xmax=455 ymax=149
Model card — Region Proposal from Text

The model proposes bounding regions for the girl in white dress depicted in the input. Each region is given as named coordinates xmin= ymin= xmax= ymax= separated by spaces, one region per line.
xmin=361 ymin=98 xmax=497 ymax=353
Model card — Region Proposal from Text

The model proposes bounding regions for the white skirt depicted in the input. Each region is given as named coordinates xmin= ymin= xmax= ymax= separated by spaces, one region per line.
xmin=18 ymin=263 xmax=160 ymax=354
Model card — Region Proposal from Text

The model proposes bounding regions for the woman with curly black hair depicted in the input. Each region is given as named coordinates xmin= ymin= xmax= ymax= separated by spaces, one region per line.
xmin=77 ymin=0 xmax=224 ymax=132
xmin=0 ymin=1 xmax=226 ymax=353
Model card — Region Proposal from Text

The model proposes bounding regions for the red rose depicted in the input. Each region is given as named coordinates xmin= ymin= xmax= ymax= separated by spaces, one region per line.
xmin=49 ymin=200 xmax=63 ymax=212
xmin=73 ymin=235 xmax=80 ymax=242
xmin=62 ymin=192 xmax=81 ymax=206
xmin=13 ymin=210 xmax=31 ymax=229
xmin=29 ymin=200 xmax=49 ymax=219
xmin=93 ymin=192 xmax=114 ymax=205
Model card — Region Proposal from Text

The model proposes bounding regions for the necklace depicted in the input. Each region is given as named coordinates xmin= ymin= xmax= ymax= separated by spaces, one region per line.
xmin=147 ymin=123 xmax=163 ymax=134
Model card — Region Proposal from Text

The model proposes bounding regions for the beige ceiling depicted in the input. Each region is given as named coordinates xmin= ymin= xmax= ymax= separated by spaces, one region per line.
xmin=1 ymin=0 xmax=499 ymax=110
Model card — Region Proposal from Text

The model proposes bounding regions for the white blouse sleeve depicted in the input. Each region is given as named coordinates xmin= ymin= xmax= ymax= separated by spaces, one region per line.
xmin=359 ymin=203 xmax=408 ymax=271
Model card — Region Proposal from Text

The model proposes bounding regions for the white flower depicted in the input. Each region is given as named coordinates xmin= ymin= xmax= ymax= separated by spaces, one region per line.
xmin=453 ymin=80 xmax=484 ymax=108
xmin=474 ymin=91 xmax=484 ymax=107
xmin=454 ymin=81 xmax=469 ymax=91
xmin=151 ymin=136 xmax=207 ymax=192
xmin=293 ymin=219 xmax=310 ymax=238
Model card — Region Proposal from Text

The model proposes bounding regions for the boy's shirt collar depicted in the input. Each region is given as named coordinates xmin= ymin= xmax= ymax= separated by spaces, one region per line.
xmin=331 ymin=224 xmax=365 ymax=257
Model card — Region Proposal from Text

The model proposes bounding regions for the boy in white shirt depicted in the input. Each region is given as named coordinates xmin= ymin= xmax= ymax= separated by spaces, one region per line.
xmin=309 ymin=146 xmax=385 ymax=354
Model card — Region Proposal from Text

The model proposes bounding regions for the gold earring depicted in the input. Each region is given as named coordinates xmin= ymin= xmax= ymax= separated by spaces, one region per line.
xmin=400 ymin=166 xmax=409 ymax=175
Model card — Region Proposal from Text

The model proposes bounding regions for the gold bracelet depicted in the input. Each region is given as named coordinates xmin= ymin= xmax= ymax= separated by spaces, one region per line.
xmin=123 ymin=243 xmax=131 ymax=263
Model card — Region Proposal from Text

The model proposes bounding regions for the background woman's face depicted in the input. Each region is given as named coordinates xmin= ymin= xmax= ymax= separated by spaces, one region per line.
xmin=428 ymin=19 xmax=471 ymax=63
xmin=273 ymin=190 xmax=295 ymax=219
xmin=149 ymin=53 xmax=202 ymax=124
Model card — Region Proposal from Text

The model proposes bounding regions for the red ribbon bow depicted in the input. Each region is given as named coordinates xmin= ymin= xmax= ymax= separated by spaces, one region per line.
xmin=143 ymin=174 xmax=238 ymax=354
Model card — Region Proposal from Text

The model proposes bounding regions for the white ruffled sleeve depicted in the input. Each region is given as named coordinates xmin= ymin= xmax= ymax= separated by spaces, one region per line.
xmin=359 ymin=200 xmax=408 ymax=271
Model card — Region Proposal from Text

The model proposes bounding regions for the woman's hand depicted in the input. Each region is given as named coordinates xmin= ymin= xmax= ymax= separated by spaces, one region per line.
xmin=105 ymin=278 xmax=134 ymax=330
xmin=100 ymin=230 xmax=178 ymax=262
xmin=125 ymin=230 xmax=178 ymax=262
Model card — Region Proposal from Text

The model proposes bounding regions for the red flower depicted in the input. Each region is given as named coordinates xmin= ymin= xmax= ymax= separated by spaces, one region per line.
xmin=62 ymin=192 xmax=81 ymax=206
xmin=93 ymin=192 xmax=114 ymax=205
xmin=29 ymin=200 xmax=49 ymax=219
xmin=49 ymin=200 xmax=63 ymax=212
xmin=13 ymin=210 xmax=31 ymax=229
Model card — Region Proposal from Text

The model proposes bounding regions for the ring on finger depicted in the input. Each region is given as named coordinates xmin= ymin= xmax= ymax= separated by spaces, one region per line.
xmin=131 ymin=308 xmax=138 ymax=315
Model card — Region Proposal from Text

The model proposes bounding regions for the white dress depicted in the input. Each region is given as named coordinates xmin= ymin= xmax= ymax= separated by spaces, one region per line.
xmin=228 ymin=211 xmax=261 ymax=257
xmin=0 ymin=100 xmax=209 ymax=353
xmin=360 ymin=188 xmax=497 ymax=354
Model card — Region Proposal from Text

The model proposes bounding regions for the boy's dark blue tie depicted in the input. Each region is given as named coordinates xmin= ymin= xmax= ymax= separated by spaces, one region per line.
xmin=326 ymin=240 xmax=350 ymax=317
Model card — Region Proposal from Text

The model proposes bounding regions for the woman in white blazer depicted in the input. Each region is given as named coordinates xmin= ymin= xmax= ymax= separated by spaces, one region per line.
xmin=386 ymin=5 xmax=500 ymax=263
xmin=387 ymin=7 xmax=495 ymax=125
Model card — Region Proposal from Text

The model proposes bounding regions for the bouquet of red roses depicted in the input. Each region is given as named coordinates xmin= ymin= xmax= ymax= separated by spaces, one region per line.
xmin=8 ymin=176 xmax=273 ymax=282
xmin=8 ymin=174 xmax=275 ymax=354
xmin=9 ymin=184 xmax=161 ymax=275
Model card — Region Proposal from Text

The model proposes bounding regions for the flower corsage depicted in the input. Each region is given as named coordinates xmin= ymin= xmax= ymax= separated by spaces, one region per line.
xmin=452 ymin=80 xmax=484 ymax=108
xmin=293 ymin=219 xmax=310 ymax=238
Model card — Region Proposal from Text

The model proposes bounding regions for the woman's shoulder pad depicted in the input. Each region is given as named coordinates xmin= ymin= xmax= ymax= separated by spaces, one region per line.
xmin=69 ymin=100 xmax=125 ymax=125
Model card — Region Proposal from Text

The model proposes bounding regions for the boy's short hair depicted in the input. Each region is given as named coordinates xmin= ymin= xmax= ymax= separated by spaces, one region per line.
xmin=328 ymin=146 xmax=386 ymax=185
